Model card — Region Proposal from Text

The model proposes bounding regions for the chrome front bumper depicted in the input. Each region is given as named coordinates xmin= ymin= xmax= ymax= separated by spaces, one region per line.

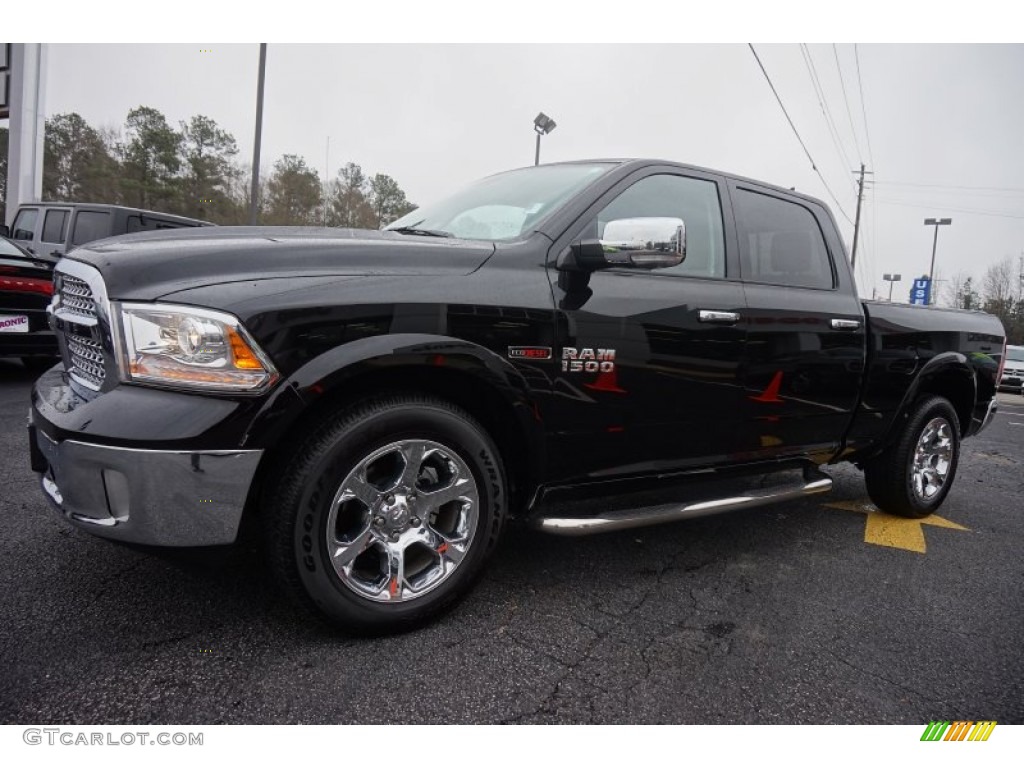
xmin=33 ymin=428 xmax=262 ymax=547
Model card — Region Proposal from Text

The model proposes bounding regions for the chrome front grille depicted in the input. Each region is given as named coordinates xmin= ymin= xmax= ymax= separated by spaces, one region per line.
xmin=65 ymin=331 xmax=106 ymax=388
xmin=52 ymin=261 xmax=111 ymax=392
xmin=58 ymin=274 xmax=98 ymax=319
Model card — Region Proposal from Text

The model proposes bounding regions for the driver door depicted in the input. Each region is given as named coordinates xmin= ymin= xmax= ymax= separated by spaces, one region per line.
xmin=546 ymin=167 xmax=749 ymax=482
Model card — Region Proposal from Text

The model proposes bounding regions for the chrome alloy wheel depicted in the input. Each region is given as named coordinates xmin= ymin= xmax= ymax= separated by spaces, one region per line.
xmin=325 ymin=439 xmax=479 ymax=603
xmin=910 ymin=416 xmax=954 ymax=502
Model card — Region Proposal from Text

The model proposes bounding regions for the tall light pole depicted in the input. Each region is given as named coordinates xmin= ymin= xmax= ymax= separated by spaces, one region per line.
xmin=533 ymin=112 xmax=557 ymax=166
xmin=248 ymin=43 xmax=267 ymax=226
xmin=924 ymin=217 xmax=952 ymax=305
xmin=883 ymin=273 xmax=902 ymax=301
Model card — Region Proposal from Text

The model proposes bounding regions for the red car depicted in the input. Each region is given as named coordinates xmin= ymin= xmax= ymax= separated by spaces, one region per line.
xmin=0 ymin=235 xmax=57 ymax=370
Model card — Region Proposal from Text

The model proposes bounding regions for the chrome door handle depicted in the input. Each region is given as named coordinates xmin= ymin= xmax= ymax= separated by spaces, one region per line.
xmin=698 ymin=310 xmax=740 ymax=325
xmin=830 ymin=318 xmax=862 ymax=331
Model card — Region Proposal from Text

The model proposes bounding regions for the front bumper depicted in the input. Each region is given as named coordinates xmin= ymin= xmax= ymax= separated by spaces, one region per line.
xmin=0 ymin=327 xmax=57 ymax=357
xmin=998 ymin=373 xmax=1023 ymax=391
xmin=30 ymin=425 xmax=262 ymax=546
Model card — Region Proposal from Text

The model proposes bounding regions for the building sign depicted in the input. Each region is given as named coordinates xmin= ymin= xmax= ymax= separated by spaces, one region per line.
xmin=910 ymin=277 xmax=931 ymax=306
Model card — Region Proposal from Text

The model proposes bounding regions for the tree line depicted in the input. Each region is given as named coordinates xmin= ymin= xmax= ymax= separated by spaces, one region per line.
xmin=0 ymin=107 xmax=416 ymax=228
xmin=943 ymin=256 xmax=1024 ymax=345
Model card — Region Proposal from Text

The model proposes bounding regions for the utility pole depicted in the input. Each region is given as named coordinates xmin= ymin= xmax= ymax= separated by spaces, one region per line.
xmin=850 ymin=163 xmax=872 ymax=267
xmin=1018 ymin=252 xmax=1024 ymax=302
xmin=248 ymin=43 xmax=267 ymax=226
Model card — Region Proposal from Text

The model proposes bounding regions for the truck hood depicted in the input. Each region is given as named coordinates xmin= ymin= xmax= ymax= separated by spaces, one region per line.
xmin=64 ymin=226 xmax=496 ymax=300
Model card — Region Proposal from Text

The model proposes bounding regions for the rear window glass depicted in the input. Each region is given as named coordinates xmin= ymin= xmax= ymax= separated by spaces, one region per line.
xmin=735 ymin=189 xmax=835 ymax=290
xmin=71 ymin=211 xmax=111 ymax=246
xmin=42 ymin=210 xmax=69 ymax=243
xmin=11 ymin=208 xmax=38 ymax=241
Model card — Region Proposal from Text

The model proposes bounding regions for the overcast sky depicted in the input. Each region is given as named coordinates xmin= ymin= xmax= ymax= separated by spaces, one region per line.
xmin=37 ymin=43 xmax=1024 ymax=300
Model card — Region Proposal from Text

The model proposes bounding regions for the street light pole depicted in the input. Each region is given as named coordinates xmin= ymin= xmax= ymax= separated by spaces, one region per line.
xmin=883 ymin=273 xmax=902 ymax=302
xmin=924 ymin=217 xmax=952 ymax=305
xmin=533 ymin=112 xmax=556 ymax=166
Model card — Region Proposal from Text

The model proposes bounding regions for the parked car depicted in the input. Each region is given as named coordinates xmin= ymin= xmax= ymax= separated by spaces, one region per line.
xmin=1 ymin=202 xmax=212 ymax=260
xmin=0 ymin=235 xmax=59 ymax=369
xmin=28 ymin=159 xmax=1005 ymax=633
xmin=998 ymin=344 xmax=1024 ymax=393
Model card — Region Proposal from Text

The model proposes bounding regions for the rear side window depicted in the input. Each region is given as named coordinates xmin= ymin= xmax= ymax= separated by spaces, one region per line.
xmin=42 ymin=210 xmax=69 ymax=243
xmin=734 ymin=189 xmax=835 ymax=289
xmin=71 ymin=211 xmax=111 ymax=246
xmin=126 ymin=215 xmax=190 ymax=233
xmin=11 ymin=208 xmax=38 ymax=241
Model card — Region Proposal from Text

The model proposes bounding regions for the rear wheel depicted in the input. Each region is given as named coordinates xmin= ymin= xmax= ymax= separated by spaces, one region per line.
xmin=864 ymin=395 xmax=960 ymax=519
xmin=263 ymin=394 xmax=507 ymax=634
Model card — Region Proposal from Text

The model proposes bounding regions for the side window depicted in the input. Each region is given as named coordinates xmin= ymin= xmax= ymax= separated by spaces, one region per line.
xmin=127 ymin=215 xmax=190 ymax=233
xmin=734 ymin=188 xmax=835 ymax=290
xmin=42 ymin=210 xmax=69 ymax=243
xmin=11 ymin=208 xmax=38 ymax=241
xmin=70 ymin=211 xmax=111 ymax=246
xmin=586 ymin=174 xmax=726 ymax=279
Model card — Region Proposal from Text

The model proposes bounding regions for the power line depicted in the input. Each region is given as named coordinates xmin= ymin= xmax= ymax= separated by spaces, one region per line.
xmin=799 ymin=43 xmax=857 ymax=193
xmin=853 ymin=44 xmax=875 ymax=170
xmin=874 ymin=180 xmax=1024 ymax=195
xmin=832 ymin=44 xmax=863 ymax=162
xmin=747 ymin=44 xmax=855 ymax=226
xmin=875 ymin=198 xmax=1024 ymax=220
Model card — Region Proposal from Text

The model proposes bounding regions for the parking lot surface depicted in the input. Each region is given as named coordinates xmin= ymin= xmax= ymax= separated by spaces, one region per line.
xmin=1 ymin=359 xmax=1022 ymax=724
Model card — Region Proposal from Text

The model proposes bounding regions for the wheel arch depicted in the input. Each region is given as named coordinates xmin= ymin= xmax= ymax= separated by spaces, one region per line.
xmin=872 ymin=353 xmax=975 ymax=460
xmin=242 ymin=334 xmax=545 ymax=530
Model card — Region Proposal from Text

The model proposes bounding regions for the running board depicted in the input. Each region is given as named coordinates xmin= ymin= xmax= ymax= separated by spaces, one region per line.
xmin=533 ymin=469 xmax=833 ymax=536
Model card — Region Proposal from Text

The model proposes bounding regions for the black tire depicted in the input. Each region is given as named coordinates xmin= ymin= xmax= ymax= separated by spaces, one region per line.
xmin=263 ymin=394 xmax=507 ymax=634
xmin=864 ymin=395 xmax=960 ymax=519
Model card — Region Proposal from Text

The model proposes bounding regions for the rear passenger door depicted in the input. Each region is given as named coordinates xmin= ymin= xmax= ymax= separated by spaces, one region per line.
xmin=731 ymin=183 xmax=866 ymax=462
xmin=67 ymin=210 xmax=112 ymax=250
xmin=40 ymin=207 xmax=73 ymax=258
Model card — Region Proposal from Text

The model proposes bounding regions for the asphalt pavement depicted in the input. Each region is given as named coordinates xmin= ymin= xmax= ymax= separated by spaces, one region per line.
xmin=1 ymin=358 xmax=1022 ymax=724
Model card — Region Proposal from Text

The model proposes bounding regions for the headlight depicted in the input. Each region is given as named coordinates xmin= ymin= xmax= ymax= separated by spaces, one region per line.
xmin=117 ymin=303 xmax=278 ymax=392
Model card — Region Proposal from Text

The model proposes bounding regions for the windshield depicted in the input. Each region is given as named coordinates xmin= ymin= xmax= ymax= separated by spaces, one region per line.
xmin=386 ymin=163 xmax=614 ymax=241
xmin=0 ymin=238 xmax=30 ymax=258
xmin=1008 ymin=348 xmax=1024 ymax=363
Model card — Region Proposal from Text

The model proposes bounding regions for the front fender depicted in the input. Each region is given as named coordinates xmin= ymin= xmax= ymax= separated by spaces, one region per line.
xmin=245 ymin=333 xmax=546 ymax=483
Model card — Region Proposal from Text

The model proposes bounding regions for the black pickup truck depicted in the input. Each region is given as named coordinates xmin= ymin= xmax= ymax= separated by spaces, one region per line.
xmin=28 ymin=159 xmax=1005 ymax=633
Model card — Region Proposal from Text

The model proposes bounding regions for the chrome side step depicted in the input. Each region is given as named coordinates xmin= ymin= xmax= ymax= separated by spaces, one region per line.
xmin=533 ymin=468 xmax=833 ymax=536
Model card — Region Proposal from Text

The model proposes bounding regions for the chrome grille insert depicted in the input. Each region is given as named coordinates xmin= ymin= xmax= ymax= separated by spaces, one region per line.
xmin=52 ymin=261 xmax=112 ymax=392
xmin=65 ymin=331 xmax=106 ymax=388
xmin=58 ymin=274 xmax=98 ymax=319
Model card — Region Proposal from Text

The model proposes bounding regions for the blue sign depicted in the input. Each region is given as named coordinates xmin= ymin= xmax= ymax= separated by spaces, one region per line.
xmin=910 ymin=278 xmax=931 ymax=306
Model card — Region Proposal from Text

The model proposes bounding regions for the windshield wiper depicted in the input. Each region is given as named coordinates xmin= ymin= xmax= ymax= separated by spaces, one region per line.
xmin=388 ymin=226 xmax=453 ymax=238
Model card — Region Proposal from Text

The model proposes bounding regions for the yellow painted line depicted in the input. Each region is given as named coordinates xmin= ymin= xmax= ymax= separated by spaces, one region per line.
xmin=825 ymin=499 xmax=969 ymax=553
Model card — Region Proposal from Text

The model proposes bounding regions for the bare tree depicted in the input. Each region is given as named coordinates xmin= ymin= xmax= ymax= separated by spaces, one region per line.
xmin=982 ymin=256 xmax=1017 ymax=330
xmin=944 ymin=270 xmax=981 ymax=309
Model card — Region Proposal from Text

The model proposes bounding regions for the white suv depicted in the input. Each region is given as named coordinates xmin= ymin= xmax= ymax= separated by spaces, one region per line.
xmin=1001 ymin=344 xmax=1024 ymax=394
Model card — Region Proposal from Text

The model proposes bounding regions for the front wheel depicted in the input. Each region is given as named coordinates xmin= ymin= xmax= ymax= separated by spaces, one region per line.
xmin=263 ymin=394 xmax=507 ymax=634
xmin=864 ymin=395 xmax=960 ymax=519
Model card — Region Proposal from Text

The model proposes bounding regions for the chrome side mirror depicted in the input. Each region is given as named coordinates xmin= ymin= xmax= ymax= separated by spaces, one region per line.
xmin=599 ymin=217 xmax=686 ymax=269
